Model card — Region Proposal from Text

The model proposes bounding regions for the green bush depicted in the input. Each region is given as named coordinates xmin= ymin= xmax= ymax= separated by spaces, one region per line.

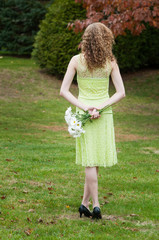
xmin=0 ymin=0 xmax=46 ymax=55
xmin=31 ymin=0 xmax=86 ymax=78
xmin=114 ymin=23 xmax=159 ymax=72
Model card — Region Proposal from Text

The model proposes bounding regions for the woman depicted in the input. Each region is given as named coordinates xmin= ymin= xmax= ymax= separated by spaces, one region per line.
xmin=60 ymin=22 xmax=126 ymax=219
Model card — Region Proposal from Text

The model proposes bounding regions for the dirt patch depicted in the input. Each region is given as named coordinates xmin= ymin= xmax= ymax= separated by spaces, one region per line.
xmin=40 ymin=125 xmax=67 ymax=132
xmin=115 ymin=133 xmax=156 ymax=142
xmin=140 ymin=147 xmax=159 ymax=154
xmin=55 ymin=213 xmax=158 ymax=230
xmin=115 ymin=127 xmax=156 ymax=142
xmin=31 ymin=123 xmax=67 ymax=132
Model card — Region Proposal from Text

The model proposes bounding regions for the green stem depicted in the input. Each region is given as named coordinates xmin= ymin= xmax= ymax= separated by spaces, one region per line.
xmin=99 ymin=104 xmax=111 ymax=114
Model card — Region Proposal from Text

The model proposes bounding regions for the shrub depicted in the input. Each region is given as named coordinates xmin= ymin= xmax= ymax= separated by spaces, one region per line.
xmin=0 ymin=0 xmax=46 ymax=55
xmin=114 ymin=23 xmax=159 ymax=72
xmin=31 ymin=0 xmax=86 ymax=78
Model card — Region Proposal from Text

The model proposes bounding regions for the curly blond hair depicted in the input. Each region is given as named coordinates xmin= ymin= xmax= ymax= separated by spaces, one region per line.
xmin=80 ymin=22 xmax=117 ymax=71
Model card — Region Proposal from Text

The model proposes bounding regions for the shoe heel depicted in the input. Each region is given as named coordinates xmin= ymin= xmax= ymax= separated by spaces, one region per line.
xmin=79 ymin=207 xmax=82 ymax=218
xmin=78 ymin=204 xmax=92 ymax=218
xmin=92 ymin=207 xmax=102 ymax=219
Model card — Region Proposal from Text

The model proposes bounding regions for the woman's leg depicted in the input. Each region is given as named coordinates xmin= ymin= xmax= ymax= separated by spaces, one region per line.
xmin=82 ymin=167 xmax=91 ymax=210
xmin=82 ymin=166 xmax=100 ymax=209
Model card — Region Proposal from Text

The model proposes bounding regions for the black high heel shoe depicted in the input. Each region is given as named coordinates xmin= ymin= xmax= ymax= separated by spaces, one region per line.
xmin=79 ymin=204 xmax=92 ymax=218
xmin=92 ymin=206 xmax=102 ymax=219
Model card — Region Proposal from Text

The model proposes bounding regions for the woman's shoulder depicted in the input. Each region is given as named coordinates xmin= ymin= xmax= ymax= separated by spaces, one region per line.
xmin=70 ymin=54 xmax=81 ymax=69
xmin=71 ymin=53 xmax=80 ymax=61
xmin=110 ymin=58 xmax=118 ymax=69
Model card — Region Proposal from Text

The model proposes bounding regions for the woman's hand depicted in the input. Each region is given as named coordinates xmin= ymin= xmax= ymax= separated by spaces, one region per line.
xmin=84 ymin=106 xmax=101 ymax=119
xmin=90 ymin=109 xmax=101 ymax=119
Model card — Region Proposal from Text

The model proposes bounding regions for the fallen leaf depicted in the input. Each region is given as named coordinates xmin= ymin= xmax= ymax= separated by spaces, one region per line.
xmin=124 ymin=227 xmax=139 ymax=232
xmin=1 ymin=195 xmax=6 ymax=199
xmin=23 ymin=190 xmax=28 ymax=194
xmin=107 ymin=192 xmax=113 ymax=195
xmin=18 ymin=199 xmax=26 ymax=203
xmin=46 ymin=182 xmax=52 ymax=185
xmin=101 ymin=201 xmax=109 ymax=206
xmin=38 ymin=217 xmax=43 ymax=223
xmin=50 ymin=220 xmax=56 ymax=224
xmin=11 ymin=219 xmax=17 ymax=222
xmin=27 ymin=217 xmax=31 ymax=222
xmin=114 ymin=222 xmax=118 ymax=225
xmin=156 ymin=169 xmax=159 ymax=172
xmin=28 ymin=209 xmax=35 ymax=212
xmin=120 ymin=194 xmax=125 ymax=198
xmin=6 ymin=158 xmax=14 ymax=161
xmin=24 ymin=229 xmax=33 ymax=236
xmin=130 ymin=213 xmax=139 ymax=217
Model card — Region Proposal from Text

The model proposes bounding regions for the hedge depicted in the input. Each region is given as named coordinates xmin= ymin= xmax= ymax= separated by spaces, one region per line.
xmin=31 ymin=0 xmax=86 ymax=78
xmin=0 ymin=0 xmax=47 ymax=55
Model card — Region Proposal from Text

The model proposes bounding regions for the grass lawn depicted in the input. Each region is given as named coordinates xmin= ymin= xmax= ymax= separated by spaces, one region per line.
xmin=0 ymin=56 xmax=159 ymax=239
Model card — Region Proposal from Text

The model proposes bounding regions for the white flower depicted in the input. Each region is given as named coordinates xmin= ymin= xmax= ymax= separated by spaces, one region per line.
xmin=70 ymin=117 xmax=78 ymax=126
xmin=64 ymin=106 xmax=87 ymax=138
xmin=64 ymin=114 xmax=72 ymax=125
xmin=68 ymin=126 xmax=75 ymax=135
xmin=74 ymin=121 xmax=82 ymax=130
xmin=64 ymin=107 xmax=73 ymax=124
xmin=65 ymin=107 xmax=72 ymax=116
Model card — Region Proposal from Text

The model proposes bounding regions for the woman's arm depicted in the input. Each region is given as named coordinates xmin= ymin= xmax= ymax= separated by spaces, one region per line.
xmin=96 ymin=60 xmax=126 ymax=110
xmin=59 ymin=56 xmax=89 ymax=111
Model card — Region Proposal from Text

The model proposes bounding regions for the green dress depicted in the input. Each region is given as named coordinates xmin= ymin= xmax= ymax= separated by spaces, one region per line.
xmin=75 ymin=53 xmax=118 ymax=167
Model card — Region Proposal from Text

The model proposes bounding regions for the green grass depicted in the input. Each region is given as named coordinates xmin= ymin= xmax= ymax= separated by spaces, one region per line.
xmin=0 ymin=56 xmax=159 ymax=239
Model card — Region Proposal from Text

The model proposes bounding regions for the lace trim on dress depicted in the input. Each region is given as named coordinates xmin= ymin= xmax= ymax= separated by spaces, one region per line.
xmin=77 ymin=53 xmax=112 ymax=79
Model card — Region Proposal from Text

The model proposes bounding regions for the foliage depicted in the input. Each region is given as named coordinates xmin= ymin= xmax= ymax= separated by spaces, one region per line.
xmin=68 ymin=0 xmax=159 ymax=37
xmin=114 ymin=23 xmax=159 ymax=71
xmin=0 ymin=0 xmax=46 ymax=55
xmin=31 ymin=0 xmax=86 ymax=78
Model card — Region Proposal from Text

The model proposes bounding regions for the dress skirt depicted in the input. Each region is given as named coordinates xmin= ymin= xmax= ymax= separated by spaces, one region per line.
xmin=75 ymin=96 xmax=118 ymax=167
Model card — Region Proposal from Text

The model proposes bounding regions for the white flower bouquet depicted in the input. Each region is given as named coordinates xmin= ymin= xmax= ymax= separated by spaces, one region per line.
xmin=64 ymin=105 xmax=110 ymax=138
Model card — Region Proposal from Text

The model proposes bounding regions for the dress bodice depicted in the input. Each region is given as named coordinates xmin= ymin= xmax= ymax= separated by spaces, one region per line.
xmin=76 ymin=53 xmax=112 ymax=100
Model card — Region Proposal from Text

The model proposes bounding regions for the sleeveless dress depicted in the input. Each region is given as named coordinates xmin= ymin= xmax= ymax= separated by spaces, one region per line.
xmin=75 ymin=53 xmax=118 ymax=167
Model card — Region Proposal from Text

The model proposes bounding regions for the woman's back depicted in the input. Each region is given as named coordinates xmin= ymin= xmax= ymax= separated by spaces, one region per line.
xmin=76 ymin=53 xmax=113 ymax=114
